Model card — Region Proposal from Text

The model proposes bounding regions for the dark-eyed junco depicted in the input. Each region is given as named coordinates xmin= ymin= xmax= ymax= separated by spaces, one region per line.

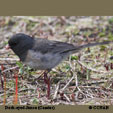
xmin=8 ymin=33 xmax=111 ymax=98
xmin=8 ymin=33 xmax=111 ymax=70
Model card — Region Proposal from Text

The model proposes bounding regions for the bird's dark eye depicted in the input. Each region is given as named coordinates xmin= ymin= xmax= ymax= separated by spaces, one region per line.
xmin=11 ymin=42 xmax=17 ymax=46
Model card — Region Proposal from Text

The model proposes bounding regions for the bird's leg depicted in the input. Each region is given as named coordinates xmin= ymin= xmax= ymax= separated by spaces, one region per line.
xmin=43 ymin=70 xmax=51 ymax=98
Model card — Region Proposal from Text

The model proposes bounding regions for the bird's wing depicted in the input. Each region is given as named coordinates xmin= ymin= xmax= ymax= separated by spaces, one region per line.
xmin=32 ymin=38 xmax=112 ymax=55
xmin=32 ymin=38 xmax=76 ymax=54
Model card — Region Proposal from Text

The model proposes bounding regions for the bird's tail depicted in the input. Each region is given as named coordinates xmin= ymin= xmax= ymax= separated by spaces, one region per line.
xmin=78 ymin=41 xmax=111 ymax=49
xmin=62 ymin=41 xmax=112 ymax=54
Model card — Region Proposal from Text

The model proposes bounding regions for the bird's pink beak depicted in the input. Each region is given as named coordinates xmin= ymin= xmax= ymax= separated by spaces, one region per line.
xmin=5 ymin=44 xmax=10 ymax=50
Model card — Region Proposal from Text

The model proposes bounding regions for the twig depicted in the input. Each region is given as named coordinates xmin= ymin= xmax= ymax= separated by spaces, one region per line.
xmin=0 ymin=49 xmax=9 ymax=54
xmin=82 ymin=80 xmax=108 ymax=86
xmin=0 ymin=52 xmax=9 ymax=56
xmin=61 ymin=75 xmax=75 ymax=92
xmin=74 ymin=72 xmax=78 ymax=87
xmin=0 ymin=63 xmax=16 ymax=65
xmin=53 ymin=82 xmax=60 ymax=99
xmin=1 ymin=66 xmax=19 ymax=73
xmin=77 ymin=60 xmax=107 ymax=73
xmin=60 ymin=55 xmax=78 ymax=92
xmin=0 ymin=58 xmax=19 ymax=61
xmin=64 ymin=94 xmax=70 ymax=102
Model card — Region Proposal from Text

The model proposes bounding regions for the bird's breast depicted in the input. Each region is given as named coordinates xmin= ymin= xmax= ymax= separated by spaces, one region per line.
xmin=23 ymin=50 xmax=63 ymax=70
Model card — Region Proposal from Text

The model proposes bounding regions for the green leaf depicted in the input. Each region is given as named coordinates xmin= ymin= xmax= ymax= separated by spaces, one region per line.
xmin=65 ymin=65 xmax=70 ymax=70
xmin=4 ymin=41 xmax=8 ymax=45
xmin=108 ymin=32 xmax=113 ymax=41
xmin=19 ymin=68 xmax=24 ymax=75
xmin=71 ymin=55 xmax=79 ymax=60
xmin=108 ymin=17 xmax=113 ymax=24
xmin=32 ymin=98 xmax=39 ymax=104
xmin=100 ymin=45 xmax=107 ymax=51
xmin=99 ymin=32 xmax=106 ymax=37
xmin=16 ymin=61 xmax=23 ymax=68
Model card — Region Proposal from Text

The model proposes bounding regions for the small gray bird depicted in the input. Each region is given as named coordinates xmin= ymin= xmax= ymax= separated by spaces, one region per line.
xmin=8 ymin=33 xmax=111 ymax=98
xmin=8 ymin=33 xmax=110 ymax=71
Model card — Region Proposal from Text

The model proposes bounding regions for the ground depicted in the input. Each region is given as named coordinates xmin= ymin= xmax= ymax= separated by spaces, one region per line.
xmin=0 ymin=16 xmax=113 ymax=105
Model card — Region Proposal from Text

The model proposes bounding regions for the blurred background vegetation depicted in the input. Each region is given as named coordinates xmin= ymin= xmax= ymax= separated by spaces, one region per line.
xmin=0 ymin=16 xmax=113 ymax=105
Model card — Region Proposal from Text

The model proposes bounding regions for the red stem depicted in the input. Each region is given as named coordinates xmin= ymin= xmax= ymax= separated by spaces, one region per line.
xmin=14 ymin=73 xmax=18 ymax=105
